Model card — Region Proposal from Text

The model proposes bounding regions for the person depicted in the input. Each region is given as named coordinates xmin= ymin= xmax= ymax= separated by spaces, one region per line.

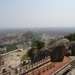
xmin=2 ymin=68 xmax=7 ymax=73
xmin=17 ymin=68 xmax=20 ymax=73
xmin=9 ymin=65 xmax=11 ymax=68
xmin=15 ymin=68 xmax=18 ymax=74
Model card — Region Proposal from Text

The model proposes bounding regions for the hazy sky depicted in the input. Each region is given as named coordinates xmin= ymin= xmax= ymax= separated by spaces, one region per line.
xmin=0 ymin=0 xmax=75 ymax=28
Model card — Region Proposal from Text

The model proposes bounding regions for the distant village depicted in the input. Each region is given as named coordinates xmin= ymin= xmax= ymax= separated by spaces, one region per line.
xmin=0 ymin=33 xmax=61 ymax=53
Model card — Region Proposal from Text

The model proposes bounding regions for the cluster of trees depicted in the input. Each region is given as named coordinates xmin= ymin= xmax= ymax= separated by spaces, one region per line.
xmin=32 ymin=40 xmax=45 ymax=51
xmin=64 ymin=33 xmax=75 ymax=41
xmin=0 ymin=50 xmax=6 ymax=54
xmin=6 ymin=44 xmax=17 ymax=52
xmin=21 ymin=40 xmax=45 ymax=61
xmin=0 ymin=43 xmax=17 ymax=54
xmin=21 ymin=48 xmax=35 ymax=61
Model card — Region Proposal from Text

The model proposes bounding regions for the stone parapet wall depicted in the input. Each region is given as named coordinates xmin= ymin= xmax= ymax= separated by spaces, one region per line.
xmin=0 ymin=72 xmax=11 ymax=75
xmin=22 ymin=62 xmax=52 ymax=75
xmin=1 ymin=49 xmax=19 ymax=58
xmin=19 ymin=56 xmax=51 ymax=75
xmin=1 ymin=56 xmax=51 ymax=75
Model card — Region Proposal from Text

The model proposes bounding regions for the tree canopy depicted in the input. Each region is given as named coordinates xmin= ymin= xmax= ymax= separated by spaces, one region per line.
xmin=64 ymin=33 xmax=75 ymax=41
xmin=7 ymin=44 xmax=17 ymax=52
xmin=21 ymin=53 xmax=30 ymax=61
xmin=27 ymin=48 xmax=35 ymax=61
xmin=21 ymin=48 xmax=35 ymax=61
xmin=0 ymin=43 xmax=17 ymax=54
xmin=32 ymin=40 xmax=45 ymax=51
xmin=21 ymin=40 xmax=45 ymax=61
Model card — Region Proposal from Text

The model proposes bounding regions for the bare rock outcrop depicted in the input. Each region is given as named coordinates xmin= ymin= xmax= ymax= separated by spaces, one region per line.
xmin=32 ymin=38 xmax=70 ymax=63
xmin=50 ymin=38 xmax=70 ymax=62
xmin=32 ymin=47 xmax=50 ymax=63
xmin=66 ymin=50 xmax=72 ymax=56
xmin=69 ymin=41 xmax=75 ymax=55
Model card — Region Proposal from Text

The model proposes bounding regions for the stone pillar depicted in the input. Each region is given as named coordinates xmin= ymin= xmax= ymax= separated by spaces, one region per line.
xmin=50 ymin=62 xmax=55 ymax=68
xmin=43 ymin=59 xmax=44 ymax=62
xmin=29 ymin=64 xmax=30 ymax=68
xmin=26 ymin=66 xmax=28 ymax=70
xmin=32 ymin=64 xmax=34 ymax=68
xmin=34 ymin=62 xmax=37 ymax=66
xmin=41 ymin=59 xmax=43 ymax=63
xmin=39 ymin=60 xmax=41 ymax=64
xmin=48 ymin=56 xmax=50 ymax=60
xmin=49 ymin=64 xmax=51 ymax=69
xmin=37 ymin=62 xmax=38 ymax=66
xmin=38 ymin=61 xmax=40 ymax=64
xmin=30 ymin=64 xmax=33 ymax=69
xmin=41 ymin=60 xmax=42 ymax=63
xmin=47 ymin=65 xmax=48 ymax=70
xmin=36 ymin=62 xmax=38 ymax=65
xmin=47 ymin=56 xmax=48 ymax=60
xmin=44 ymin=59 xmax=46 ymax=62
xmin=27 ymin=65 xmax=30 ymax=70
xmin=32 ymin=63 xmax=35 ymax=67
xmin=45 ymin=57 xmax=47 ymax=61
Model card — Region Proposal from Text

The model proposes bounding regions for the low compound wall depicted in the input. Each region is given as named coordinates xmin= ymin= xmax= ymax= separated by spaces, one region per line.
xmin=1 ymin=56 xmax=51 ymax=75
xmin=0 ymin=72 xmax=11 ymax=75
xmin=1 ymin=49 xmax=19 ymax=58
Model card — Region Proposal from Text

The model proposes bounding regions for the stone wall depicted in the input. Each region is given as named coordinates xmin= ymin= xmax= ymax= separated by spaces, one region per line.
xmin=0 ymin=72 xmax=11 ymax=75
xmin=1 ymin=49 xmax=19 ymax=58
xmin=1 ymin=56 xmax=51 ymax=75
xmin=19 ymin=56 xmax=51 ymax=75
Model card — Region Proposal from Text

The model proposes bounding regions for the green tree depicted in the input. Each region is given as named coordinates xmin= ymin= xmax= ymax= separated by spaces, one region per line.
xmin=27 ymin=48 xmax=35 ymax=61
xmin=0 ymin=50 xmax=5 ymax=54
xmin=7 ymin=43 xmax=17 ymax=52
xmin=32 ymin=40 xmax=45 ymax=51
xmin=21 ymin=53 xmax=30 ymax=61
xmin=21 ymin=40 xmax=45 ymax=62
xmin=21 ymin=48 xmax=35 ymax=61
xmin=64 ymin=33 xmax=75 ymax=41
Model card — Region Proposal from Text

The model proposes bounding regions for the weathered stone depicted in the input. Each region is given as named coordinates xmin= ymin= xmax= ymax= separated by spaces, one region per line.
xmin=32 ymin=48 xmax=50 ymax=63
xmin=50 ymin=38 xmax=70 ymax=62
xmin=32 ymin=38 xmax=70 ymax=63
xmin=66 ymin=50 xmax=72 ymax=56
xmin=69 ymin=69 xmax=75 ymax=75
xmin=69 ymin=41 xmax=75 ymax=55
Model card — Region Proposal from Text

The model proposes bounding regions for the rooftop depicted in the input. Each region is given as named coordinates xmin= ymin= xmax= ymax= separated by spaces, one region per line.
xmin=41 ymin=56 xmax=71 ymax=75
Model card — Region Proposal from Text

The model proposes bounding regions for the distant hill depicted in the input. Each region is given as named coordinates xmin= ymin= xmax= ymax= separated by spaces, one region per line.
xmin=23 ymin=31 xmax=40 ymax=40
xmin=0 ymin=31 xmax=40 ymax=45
